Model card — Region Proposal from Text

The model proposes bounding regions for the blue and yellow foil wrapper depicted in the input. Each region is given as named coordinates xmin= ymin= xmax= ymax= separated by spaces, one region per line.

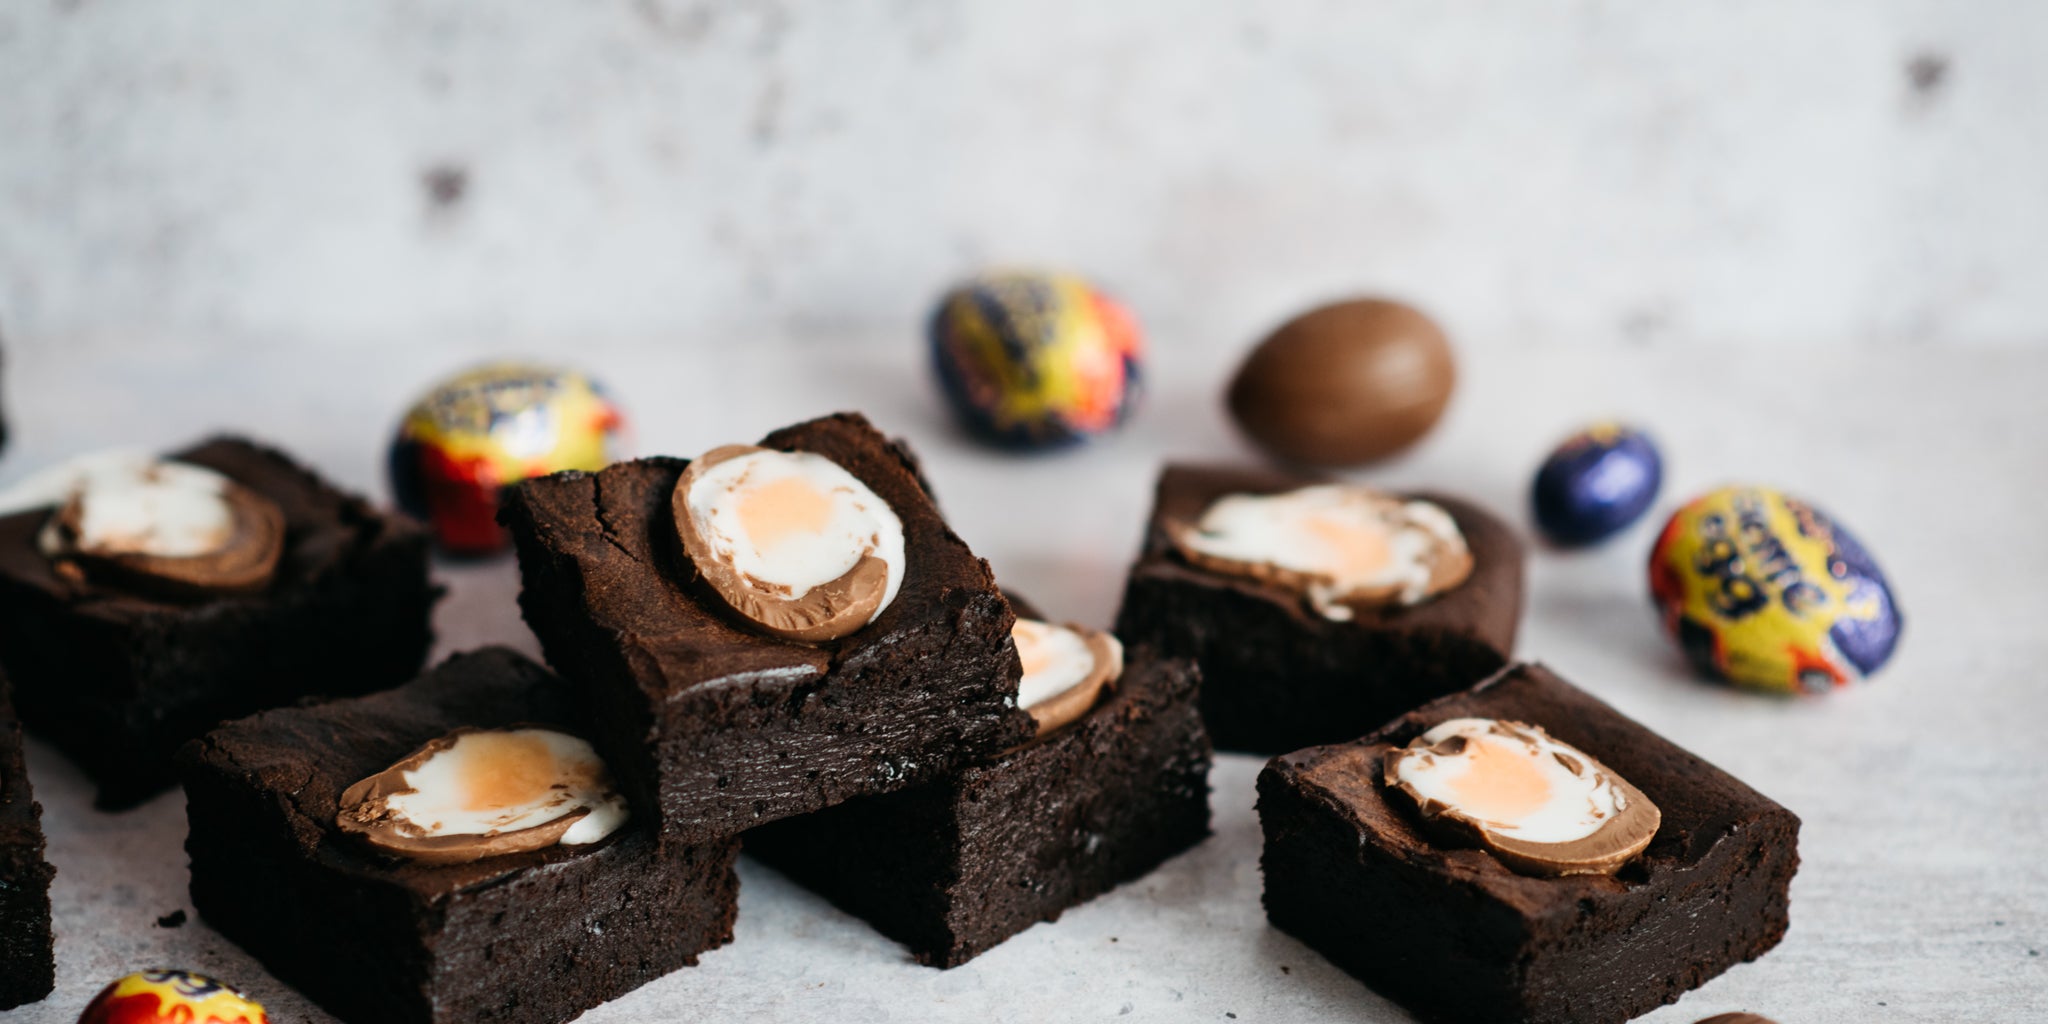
xmin=929 ymin=270 xmax=1145 ymax=449
xmin=1649 ymin=486 xmax=1902 ymax=694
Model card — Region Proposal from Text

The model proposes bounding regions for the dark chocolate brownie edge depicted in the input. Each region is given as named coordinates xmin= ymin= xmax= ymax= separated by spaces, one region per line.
xmin=0 ymin=673 xmax=55 ymax=1010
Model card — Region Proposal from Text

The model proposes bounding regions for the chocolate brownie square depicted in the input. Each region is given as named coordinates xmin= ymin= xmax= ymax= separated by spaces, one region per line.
xmin=746 ymin=648 xmax=1212 ymax=967
xmin=0 ymin=670 xmax=55 ymax=1011
xmin=179 ymin=647 xmax=739 ymax=1024
xmin=500 ymin=412 xmax=1031 ymax=844
xmin=1258 ymin=663 xmax=1800 ymax=1024
xmin=0 ymin=437 xmax=439 ymax=807
xmin=1115 ymin=463 xmax=1524 ymax=753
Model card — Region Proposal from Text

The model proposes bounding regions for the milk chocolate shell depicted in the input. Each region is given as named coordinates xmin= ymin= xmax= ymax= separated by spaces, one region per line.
xmin=1227 ymin=299 xmax=1455 ymax=467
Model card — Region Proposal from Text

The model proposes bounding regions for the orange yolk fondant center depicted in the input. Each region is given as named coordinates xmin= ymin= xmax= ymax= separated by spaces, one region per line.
xmin=1016 ymin=627 xmax=1052 ymax=677
xmin=1444 ymin=736 xmax=1554 ymax=824
xmin=1305 ymin=514 xmax=1391 ymax=579
xmin=456 ymin=733 xmax=559 ymax=813
xmin=737 ymin=476 xmax=834 ymax=554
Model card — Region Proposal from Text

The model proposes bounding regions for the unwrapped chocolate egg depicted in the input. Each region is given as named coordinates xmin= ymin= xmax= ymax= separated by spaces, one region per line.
xmin=1228 ymin=298 xmax=1455 ymax=467
xmin=928 ymin=270 xmax=1145 ymax=449
xmin=1531 ymin=423 xmax=1662 ymax=546
xmin=389 ymin=362 xmax=627 ymax=556
xmin=1649 ymin=486 xmax=1902 ymax=694
xmin=78 ymin=969 xmax=269 ymax=1024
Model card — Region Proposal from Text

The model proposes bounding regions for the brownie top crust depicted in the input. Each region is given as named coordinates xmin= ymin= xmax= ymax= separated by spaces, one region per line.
xmin=1133 ymin=463 xmax=1523 ymax=635
xmin=0 ymin=436 xmax=425 ymax=618
xmin=1268 ymin=662 xmax=1799 ymax=918
xmin=503 ymin=412 xmax=1009 ymax=701
xmin=180 ymin=647 xmax=625 ymax=898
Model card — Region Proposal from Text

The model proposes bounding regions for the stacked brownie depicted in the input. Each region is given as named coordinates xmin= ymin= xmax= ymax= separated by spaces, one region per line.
xmin=500 ymin=413 xmax=1215 ymax=969
xmin=498 ymin=412 xmax=1034 ymax=842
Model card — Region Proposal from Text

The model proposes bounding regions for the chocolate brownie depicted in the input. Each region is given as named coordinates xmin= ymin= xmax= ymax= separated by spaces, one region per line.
xmin=1115 ymin=463 xmax=1524 ymax=753
xmin=1258 ymin=663 xmax=1800 ymax=1024
xmin=179 ymin=647 xmax=739 ymax=1024
xmin=747 ymin=648 xmax=1212 ymax=967
xmin=0 ymin=437 xmax=440 ymax=807
xmin=0 ymin=670 xmax=55 ymax=1010
xmin=501 ymin=412 xmax=1031 ymax=843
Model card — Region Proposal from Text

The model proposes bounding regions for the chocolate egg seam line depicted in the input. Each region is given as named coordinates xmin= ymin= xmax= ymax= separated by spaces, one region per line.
xmin=1648 ymin=485 xmax=1901 ymax=693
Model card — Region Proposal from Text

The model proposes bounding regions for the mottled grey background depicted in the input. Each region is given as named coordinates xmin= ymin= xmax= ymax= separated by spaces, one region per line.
xmin=0 ymin=4 xmax=2044 ymax=1024
xmin=2 ymin=0 xmax=2044 ymax=354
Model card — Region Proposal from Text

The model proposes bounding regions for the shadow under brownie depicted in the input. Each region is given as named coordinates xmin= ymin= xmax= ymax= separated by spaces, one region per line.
xmin=0 ymin=437 xmax=439 ymax=808
xmin=500 ymin=412 xmax=1031 ymax=844
xmin=1258 ymin=662 xmax=1800 ymax=1024
xmin=178 ymin=646 xmax=739 ymax=1024
xmin=1115 ymin=463 xmax=1525 ymax=754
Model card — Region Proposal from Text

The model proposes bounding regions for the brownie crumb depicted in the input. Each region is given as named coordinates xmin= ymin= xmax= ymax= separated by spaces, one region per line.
xmin=156 ymin=909 xmax=187 ymax=928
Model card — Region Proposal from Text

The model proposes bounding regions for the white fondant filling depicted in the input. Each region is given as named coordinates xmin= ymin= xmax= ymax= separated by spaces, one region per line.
xmin=0 ymin=451 xmax=237 ymax=559
xmin=384 ymin=729 xmax=629 ymax=846
xmin=1390 ymin=718 xmax=1623 ymax=845
xmin=1013 ymin=619 xmax=1122 ymax=710
xmin=686 ymin=449 xmax=906 ymax=621
xmin=1182 ymin=485 xmax=1467 ymax=619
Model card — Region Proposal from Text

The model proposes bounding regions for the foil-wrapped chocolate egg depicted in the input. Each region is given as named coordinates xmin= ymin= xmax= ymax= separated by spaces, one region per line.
xmin=78 ymin=969 xmax=269 ymax=1024
xmin=389 ymin=362 xmax=627 ymax=555
xmin=1227 ymin=298 xmax=1456 ymax=467
xmin=1649 ymin=486 xmax=1902 ymax=694
xmin=1531 ymin=423 xmax=1662 ymax=546
xmin=928 ymin=270 xmax=1145 ymax=449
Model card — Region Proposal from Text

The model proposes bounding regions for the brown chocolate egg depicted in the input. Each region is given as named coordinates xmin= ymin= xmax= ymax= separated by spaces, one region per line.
xmin=1227 ymin=298 xmax=1456 ymax=467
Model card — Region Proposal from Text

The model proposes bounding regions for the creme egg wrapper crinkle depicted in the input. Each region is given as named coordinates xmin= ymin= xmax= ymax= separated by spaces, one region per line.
xmin=1383 ymin=718 xmax=1660 ymax=877
xmin=1170 ymin=484 xmax=1472 ymax=620
xmin=1012 ymin=618 xmax=1123 ymax=736
xmin=336 ymin=728 xmax=629 ymax=865
xmin=674 ymin=446 xmax=906 ymax=642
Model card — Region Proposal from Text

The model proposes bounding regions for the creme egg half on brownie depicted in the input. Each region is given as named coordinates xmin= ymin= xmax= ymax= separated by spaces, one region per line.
xmin=1169 ymin=484 xmax=1472 ymax=621
xmin=337 ymin=727 xmax=629 ymax=865
xmin=0 ymin=449 xmax=286 ymax=598
xmin=1383 ymin=718 xmax=1660 ymax=877
xmin=673 ymin=445 xmax=906 ymax=642
xmin=1012 ymin=619 xmax=1123 ymax=736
